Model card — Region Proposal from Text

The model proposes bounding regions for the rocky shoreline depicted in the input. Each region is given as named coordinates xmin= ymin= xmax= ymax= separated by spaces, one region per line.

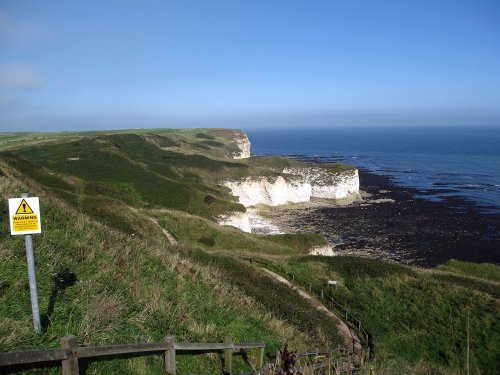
xmin=259 ymin=169 xmax=500 ymax=267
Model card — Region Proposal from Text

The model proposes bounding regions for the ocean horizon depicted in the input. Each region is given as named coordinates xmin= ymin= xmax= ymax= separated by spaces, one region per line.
xmin=245 ymin=125 xmax=500 ymax=213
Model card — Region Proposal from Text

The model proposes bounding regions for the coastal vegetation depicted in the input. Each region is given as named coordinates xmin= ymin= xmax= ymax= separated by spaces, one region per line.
xmin=267 ymin=257 xmax=499 ymax=373
xmin=0 ymin=129 xmax=498 ymax=374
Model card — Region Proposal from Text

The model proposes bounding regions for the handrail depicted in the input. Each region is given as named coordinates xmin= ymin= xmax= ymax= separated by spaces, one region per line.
xmin=295 ymin=347 xmax=357 ymax=374
xmin=297 ymin=347 xmax=349 ymax=357
xmin=0 ymin=348 xmax=70 ymax=366
xmin=0 ymin=335 xmax=265 ymax=375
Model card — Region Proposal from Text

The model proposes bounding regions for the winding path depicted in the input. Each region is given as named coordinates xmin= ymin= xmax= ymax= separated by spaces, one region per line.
xmin=148 ymin=217 xmax=178 ymax=245
xmin=260 ymin=268 xmax=363 ymax=359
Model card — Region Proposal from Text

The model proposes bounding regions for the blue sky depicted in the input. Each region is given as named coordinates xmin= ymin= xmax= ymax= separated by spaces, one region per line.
xmin=1 ymin=0 xmax=499 ymax=131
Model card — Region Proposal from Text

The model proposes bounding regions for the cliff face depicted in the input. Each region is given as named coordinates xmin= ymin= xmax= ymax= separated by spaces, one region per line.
xmin=232 ymin=131 xmax=251 ymax=159
xmin=222 ymin=176 xmax=311 ymax=207
xmin=222 ymin=168 xmax=359 ymax=207
xmin=284 ymin=167 xmax=359 ymax=199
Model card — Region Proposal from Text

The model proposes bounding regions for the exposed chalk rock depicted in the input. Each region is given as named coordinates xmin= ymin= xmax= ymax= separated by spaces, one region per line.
xmin=283 ymin=168 xmax=359 ymax=199
xmin=233 ymin=131 xmax=251 ymax=159
xmin=222 ymin=168 xmax=359 ymax=207
xmin=309 ymin=246 xmax=336 ymax=256
xmin=218 ymin=210 xmax=283 ymax=234
xmin=222 ymin=176 xmax=311 ymax=207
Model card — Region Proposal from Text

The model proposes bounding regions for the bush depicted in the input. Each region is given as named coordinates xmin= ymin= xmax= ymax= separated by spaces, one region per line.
xmin=198 ymin=236 xmax=215 ymax=246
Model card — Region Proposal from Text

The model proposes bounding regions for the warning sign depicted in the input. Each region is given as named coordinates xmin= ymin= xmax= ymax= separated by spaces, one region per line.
xmin=15 ymin=199 xmax=35 ymax=215
xmin=9 ymin=197 xmax=42 ymax=235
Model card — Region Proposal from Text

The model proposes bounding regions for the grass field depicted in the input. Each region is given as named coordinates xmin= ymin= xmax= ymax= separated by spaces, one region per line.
xmin=267 ymin=256 xmax=499 ymax=374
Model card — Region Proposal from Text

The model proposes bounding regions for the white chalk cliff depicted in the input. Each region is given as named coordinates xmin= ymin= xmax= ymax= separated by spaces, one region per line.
xmin=233 ymin=132 xmax=251 ymax=159
xmin=219 ymin=131 xmax=358 ymax=243
xmin=284 ymin=167 xmax=359 ymax=200
xmin=222 ymin=175 xmax=311 ymax=207
xmin=222 ymin=168 xmax=359 ymax=207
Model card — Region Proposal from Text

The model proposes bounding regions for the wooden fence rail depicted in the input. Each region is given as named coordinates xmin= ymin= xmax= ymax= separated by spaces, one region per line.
xmin=298 ymin=347 xmax=358 ymax=374
xmin=0 ymin=335 xmax=265 ymax=375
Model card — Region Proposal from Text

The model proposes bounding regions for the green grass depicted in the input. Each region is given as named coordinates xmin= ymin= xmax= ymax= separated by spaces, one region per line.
xmin=184 ymin=249 xmax=343 ymax=347
xmin=0 ymin=128 xmax=245 ymax=160
xmin=4 ymin=134 xmax=246 ymax=219
xmin=267 ymin=256 xmax=500 ymax=374
xmin=157 ymin=210 xmax=327 ymax=257
xmin=437 ymin=259 xmax=500 ymax=282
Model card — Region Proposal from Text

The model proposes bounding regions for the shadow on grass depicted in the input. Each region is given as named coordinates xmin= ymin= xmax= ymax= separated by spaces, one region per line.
xmin=42 ymin=268 xmax=77 ymax=332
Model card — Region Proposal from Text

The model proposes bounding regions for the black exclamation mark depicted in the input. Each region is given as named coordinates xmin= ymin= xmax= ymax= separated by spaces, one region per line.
xmin=23 ymin=203 xmax=26 ymax=213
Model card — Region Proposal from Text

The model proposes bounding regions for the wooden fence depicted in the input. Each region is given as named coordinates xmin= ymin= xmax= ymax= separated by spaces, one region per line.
xmin=262 ymin=347 xmax=358 ymax=375
xmin=0 ymin=335 xmax=265 ymax=375
xmin=296 ymin=347 xmax=357 ymax=374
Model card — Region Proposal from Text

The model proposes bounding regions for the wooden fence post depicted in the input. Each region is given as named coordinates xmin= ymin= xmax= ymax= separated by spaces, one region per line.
xmin=327 ymin=350 xmax=332 ymax=375
xmin=164 ymin=335 xmax=176 ymax=375
xmin=224 ymin=336 xmax=233 ymax=375
xmin=61 ymin=335 xmax=79 ymax=375
xmin=256 ymin=346 xmax=264 ymax=371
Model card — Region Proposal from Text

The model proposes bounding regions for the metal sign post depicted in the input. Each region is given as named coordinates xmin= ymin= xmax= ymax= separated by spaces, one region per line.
xmin=24 ymin=227 xmax=41 ymax=333
xmin=21 ymin=193 xmax=41 ymax=333
xmin=9 ymin=193 xmax=42 ymax=333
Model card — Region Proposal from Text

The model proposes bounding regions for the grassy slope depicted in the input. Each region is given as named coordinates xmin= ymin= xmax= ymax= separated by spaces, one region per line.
xmin=5 ymin=133 xmax=246 ymax=220
xmin=0 ymin=128 xmax=244 ymax=159
xmin=156 ymin=209 xmax=327 ymax=257
xmin=0 ymin=163 xmax=342 ymax=374
xmin=268 ymin=257 xmax=499 ymax=374
xmin=0 ymin=131 xmax=344 ymax=374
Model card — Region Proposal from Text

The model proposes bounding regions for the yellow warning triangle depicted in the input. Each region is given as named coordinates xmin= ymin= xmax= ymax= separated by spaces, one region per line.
xmin=15 ymin=199 xmax=35 ymax=215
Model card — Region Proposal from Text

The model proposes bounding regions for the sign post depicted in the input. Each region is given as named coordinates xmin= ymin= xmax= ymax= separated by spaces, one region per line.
xmin=8 ymin=193 xmax=42 ymax=333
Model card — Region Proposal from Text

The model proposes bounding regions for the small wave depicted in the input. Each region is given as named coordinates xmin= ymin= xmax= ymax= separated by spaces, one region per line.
xmin=459 ymin=185 xmax=486 ymax=191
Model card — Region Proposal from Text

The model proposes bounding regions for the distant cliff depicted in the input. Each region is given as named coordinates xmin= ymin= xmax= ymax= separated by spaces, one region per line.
xmin=232 ymin=130 xmax=251 ymax=159
xmin=143 ymin=128 xmax=251 ymax=160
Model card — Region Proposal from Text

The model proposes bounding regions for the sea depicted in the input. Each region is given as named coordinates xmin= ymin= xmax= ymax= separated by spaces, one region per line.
xmin=245 ymin=125 xmax=500 ymax=213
